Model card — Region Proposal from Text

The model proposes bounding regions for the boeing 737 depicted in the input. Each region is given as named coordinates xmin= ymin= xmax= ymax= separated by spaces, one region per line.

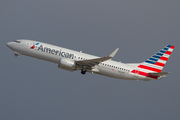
xmin=6 ymin=39 xmax=175 ymax=81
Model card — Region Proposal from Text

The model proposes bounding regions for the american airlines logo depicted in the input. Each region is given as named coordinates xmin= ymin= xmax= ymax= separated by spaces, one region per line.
xmin=30 ymin=43 xmax=39 ymax=49
xmin=32 ymin=44 xmax=74 ymax=59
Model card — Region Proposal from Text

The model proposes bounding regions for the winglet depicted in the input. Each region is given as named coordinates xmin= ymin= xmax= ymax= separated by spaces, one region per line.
xmin=108 ymin=48 xmax=119 ymax=58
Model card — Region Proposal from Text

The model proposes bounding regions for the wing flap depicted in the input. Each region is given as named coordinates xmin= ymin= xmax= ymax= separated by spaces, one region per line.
xmin=76 ymin=56 xmax=111 ymax=65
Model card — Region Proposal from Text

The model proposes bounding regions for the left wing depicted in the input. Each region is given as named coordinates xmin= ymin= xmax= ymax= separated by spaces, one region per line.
xmin=75 ymin=48 xmax=119 ymax=70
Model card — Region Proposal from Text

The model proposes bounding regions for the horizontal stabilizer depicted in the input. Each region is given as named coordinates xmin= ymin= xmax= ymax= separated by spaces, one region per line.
xmin=148 ymin=72 xmax=170 ymax=76
xmin=146 ymin=72 xmax=170 ymax=80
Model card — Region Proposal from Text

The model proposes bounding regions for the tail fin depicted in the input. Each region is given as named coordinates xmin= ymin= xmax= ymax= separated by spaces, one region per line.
xmin=139 ymin=45 xmax=174 ymax=73
xmin=131 ymin=45 xmax=175 ymax=79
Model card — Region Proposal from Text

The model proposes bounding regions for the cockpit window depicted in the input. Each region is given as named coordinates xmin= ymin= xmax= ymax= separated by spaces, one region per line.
xmin=14 ymin=40 xmax=21 ymax=43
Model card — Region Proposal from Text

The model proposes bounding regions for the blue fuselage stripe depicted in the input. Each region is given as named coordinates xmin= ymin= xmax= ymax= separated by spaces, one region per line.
xmin=163 ymin=48 xmax=168 ymax=50
xmin=156 ymin=53 xmax=163 ymax=56
xmin=167 ymin=45 xmax=172 ymax=48
xmin=149 ymin=58 xmax=158 ymax=62
xmin=153 ymin=55 xmax=161 ymax=59
xmin=145 ymin=60 xmax=156 ymax=64
xmin=159 ymin=50 xmax=166 ymax=53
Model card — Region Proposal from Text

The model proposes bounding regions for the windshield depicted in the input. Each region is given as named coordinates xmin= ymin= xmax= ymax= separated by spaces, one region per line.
xmin=14 ymin=40 xmax=21 ymax=43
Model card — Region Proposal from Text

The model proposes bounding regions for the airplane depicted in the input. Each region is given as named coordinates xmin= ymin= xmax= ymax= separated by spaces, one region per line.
xmin=6 ymin=39 xmax=175 ymax=81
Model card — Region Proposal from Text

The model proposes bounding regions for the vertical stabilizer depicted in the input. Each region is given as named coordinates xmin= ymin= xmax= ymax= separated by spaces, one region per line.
xmin=131 ymin=45 xmax=175 ymax=79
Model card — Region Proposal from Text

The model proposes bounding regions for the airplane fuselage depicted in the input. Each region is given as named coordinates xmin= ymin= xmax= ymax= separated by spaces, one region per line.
xmin=6 ymin=39 xmax=174 ymax=81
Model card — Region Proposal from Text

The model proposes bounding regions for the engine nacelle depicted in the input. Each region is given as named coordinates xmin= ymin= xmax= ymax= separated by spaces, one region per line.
xmin=58 ymin=58 xmax=76 ymax=71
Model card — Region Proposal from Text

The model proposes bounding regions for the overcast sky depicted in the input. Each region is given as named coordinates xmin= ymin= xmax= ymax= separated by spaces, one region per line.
xmin=1 ymin=0 xmax=180 ymax=120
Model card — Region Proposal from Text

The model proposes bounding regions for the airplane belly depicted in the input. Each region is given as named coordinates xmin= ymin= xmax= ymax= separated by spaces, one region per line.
xmin=98 ymin=67 xmax=125 ymax=79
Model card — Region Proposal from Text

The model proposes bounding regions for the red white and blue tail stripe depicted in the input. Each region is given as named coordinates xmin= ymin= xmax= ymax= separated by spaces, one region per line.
xmin=131 ymin=45 xmax=175 ymax=79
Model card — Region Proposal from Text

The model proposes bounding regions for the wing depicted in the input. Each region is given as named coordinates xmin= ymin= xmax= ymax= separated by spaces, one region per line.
xmin=75 ymin=48 xmax=119 ymax=70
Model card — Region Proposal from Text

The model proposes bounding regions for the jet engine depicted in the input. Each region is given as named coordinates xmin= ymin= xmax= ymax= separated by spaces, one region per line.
xmin=58 ymin=58 xmax=76 ymax=71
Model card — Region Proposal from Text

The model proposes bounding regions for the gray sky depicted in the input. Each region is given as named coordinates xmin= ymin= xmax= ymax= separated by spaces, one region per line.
xmin=1 ymin=0 xmax=180 ymax=120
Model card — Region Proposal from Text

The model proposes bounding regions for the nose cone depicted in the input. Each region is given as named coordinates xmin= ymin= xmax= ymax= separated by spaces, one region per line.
xmin=6 ymin=42 xmax=13 ymax=49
